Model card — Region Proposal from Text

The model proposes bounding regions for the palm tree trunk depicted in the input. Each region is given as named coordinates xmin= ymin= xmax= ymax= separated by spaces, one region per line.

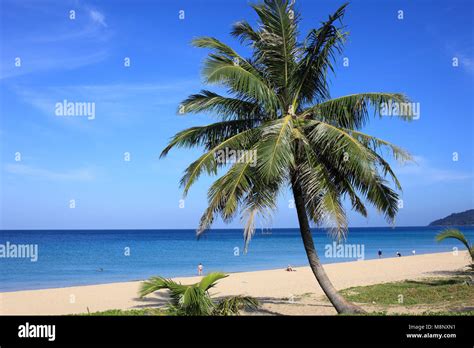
xmin=291 ymin=176 xmax=365 ymax=314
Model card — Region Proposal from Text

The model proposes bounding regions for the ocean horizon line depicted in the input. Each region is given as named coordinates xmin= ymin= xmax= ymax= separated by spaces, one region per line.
xmin=3 ymin=225 xmax=471 ymax=232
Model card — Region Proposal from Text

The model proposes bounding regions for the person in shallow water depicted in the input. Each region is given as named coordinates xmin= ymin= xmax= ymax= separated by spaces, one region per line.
xmin=378 ymin=250 xmax=382 ymax=258
xmin=198 ymin=263 xmax=203 ymax=276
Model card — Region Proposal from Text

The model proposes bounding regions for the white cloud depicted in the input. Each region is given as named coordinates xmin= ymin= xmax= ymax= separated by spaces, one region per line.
xmin=445 ymin=42 xmax=474 ymax=75
xmin=10 ymin=80 xmax=199 ymax=119
xmin=4 ymin=163 xmax=95 ymax=181
xmin=459 ymin=55 xmax=474 ymax=74
xmin=0 ymin=4 xmax=111 ymax=80
xmin=395 ymin=155 xmax=472 ymax=184
xmin=89 ymin=9 xmax=107 ymax=28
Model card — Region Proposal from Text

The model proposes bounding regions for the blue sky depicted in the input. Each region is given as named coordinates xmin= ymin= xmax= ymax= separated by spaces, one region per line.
xmin=0 ymin=0 xmax=473 ymax=229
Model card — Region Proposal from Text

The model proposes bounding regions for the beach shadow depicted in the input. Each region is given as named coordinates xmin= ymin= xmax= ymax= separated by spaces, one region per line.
xmin=247 ymin=296 xmax=335 ymax=315
xmin=404 ymin=278 xmax=462 ymax=286
xmin=243 ymin=307 xmax=282 ymax=316
xmin=425 ymin=269 xmax=472 ymax=278
xmin=131 ymin=293 xmax=171 ymax=309
xmin=130 ymin=293 xmax=337 ymax=315
xmin=451 ymin=306 xmax=474 ymax=313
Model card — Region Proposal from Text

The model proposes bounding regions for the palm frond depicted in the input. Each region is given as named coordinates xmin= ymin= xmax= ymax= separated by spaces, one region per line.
xmin=201 ymin=54 xmax=280 ymax=113
xmin=192 ymin=36 xmax=247 ymax=62
xmin=138 ymin=272 xmax=259 ymax=316
xmin=255 ymin=115 xmax=295 ymax=182
xmin=213 ymin=296 xmax=260 ymax=316
xmin=139 ymin=276 xmax=188 ymax=306
xmin=436 ymin=228 xmax=473 ymax=260
xmin=240 ymin=168 xmax=280 ymax=251
xmin=179 ymin=90 xmax=262 ymax=121
xmin=344 ymin=129 xmax=413 ymax=191
xmin=193 ymin=36 xmax=275 ymax=97
xmin=231 ymin=20 xmax=260 ymax=45
xmin=291 ymin=3 xmax=348 ymax=107
xmin=251 ymin=0 xmax=300 ymax=90
xmin=198 ymin=272 xmax=228 ymax=291
xmin=196 ymin=161 xmax=255 ymax=237
xmin=160 ymin=119 xmax=258 ymax=157
xmin=300 ymin=120 xmax=399 ymax=223
xmin=179 ymin=128 xmax=259 ymax=196
xmin=180 ymin=286 xmax=214 ymax=316
xmin=345 ymin=129 xmax=412 ymax=162
xmin=302 ymin=92 xmax=413 ymax=128
xmin=297 ymin=153 xmax=348 ymax=239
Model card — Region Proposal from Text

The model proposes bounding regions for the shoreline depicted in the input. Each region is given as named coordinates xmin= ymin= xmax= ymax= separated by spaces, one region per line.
xmin=0 ymin=249 xmax=456 ymax=293
xmin=0 ymin=251 xmax=470 ymax=315
xmin=0 ymin=248 xmax=462 ymax=294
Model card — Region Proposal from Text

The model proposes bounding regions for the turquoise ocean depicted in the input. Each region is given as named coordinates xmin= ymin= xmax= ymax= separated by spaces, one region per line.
xmin=0 ymin=226 xmax=473 ymax=292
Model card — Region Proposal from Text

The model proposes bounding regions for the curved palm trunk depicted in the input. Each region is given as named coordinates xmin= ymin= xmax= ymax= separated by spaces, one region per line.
xmin=291 ymin=176 xmax=365 ymax=314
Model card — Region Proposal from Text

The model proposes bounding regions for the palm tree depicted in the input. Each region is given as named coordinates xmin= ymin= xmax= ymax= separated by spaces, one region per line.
xmin=139 ymin=272 xmax=259 ymax=316
xmin=436 ymin=228 xmax=474 ymax=263
xmin=160 ymin=1 xmax=413 ymax=314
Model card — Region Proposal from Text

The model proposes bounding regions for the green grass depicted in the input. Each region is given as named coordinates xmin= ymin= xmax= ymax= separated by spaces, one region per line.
xmin=78 ymin=277 xmax=473 ymax=316
xmin=77 ymin=308 xmax=167 ymax=316
xmin=419 ymin=310 xmax=474 ymax=316
xmin=340 ymin=277 xmax=473 ymax=307
xmin=340 ymin=310 xmax=474 ymax=316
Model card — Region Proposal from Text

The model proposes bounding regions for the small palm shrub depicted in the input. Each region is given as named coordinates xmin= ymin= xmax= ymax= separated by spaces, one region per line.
xmin=139 ymin=272 xmax=259 ymax=316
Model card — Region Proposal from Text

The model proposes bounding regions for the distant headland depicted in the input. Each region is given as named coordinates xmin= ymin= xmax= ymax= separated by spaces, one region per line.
xmin=428 ymin=209 xmax=474 ymax=226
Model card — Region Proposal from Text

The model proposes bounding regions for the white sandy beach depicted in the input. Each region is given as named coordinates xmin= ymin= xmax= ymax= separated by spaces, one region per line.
xmin=0 ymin=251 xmax=470 ymax=315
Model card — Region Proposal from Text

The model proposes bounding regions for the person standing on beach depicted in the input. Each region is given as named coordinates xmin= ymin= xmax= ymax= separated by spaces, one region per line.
xmin=377 ymin=250 xmax=382 ymax=258
xmin=198 ymin=263 xmax=203 ymax=276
